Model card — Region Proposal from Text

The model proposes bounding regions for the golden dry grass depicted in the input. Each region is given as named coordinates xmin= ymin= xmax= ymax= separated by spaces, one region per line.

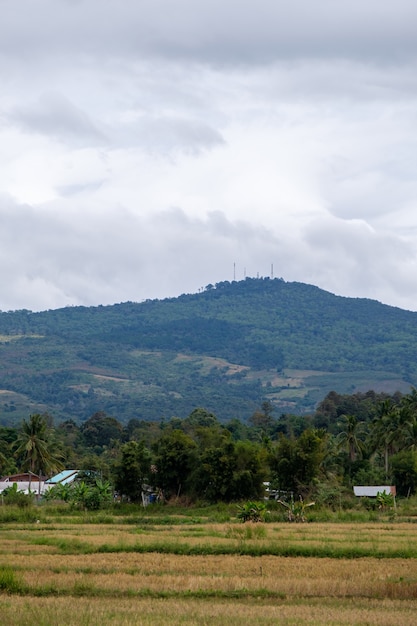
xmin=3 ymin=551 xmax=417 ymax=599
xmin=2 ymin=596 xmax=417 ymax=626
xmin=2 ymin=521 xmax=417 ymax=624
xmin=3 ymin=521 xmax=417 ymax=557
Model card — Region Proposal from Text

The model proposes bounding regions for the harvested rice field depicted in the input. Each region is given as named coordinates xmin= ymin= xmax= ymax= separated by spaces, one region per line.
xmin=1 ymin=519 xmax=417 ymax=625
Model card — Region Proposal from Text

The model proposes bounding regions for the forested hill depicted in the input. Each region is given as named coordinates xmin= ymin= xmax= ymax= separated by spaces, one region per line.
xmin=0 ymin=277 xmax=416 ymax=425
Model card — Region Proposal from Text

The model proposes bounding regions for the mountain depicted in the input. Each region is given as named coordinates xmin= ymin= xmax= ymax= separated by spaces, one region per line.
xmin=0 ymin=277 xmax=416 ymax=425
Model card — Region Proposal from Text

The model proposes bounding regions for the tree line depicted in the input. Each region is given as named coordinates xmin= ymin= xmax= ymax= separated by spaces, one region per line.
xmin=2 ymin=389 xmax=417 ymax=506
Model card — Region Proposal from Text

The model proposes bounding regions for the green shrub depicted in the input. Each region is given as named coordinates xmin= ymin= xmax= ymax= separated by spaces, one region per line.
xmin=360 ymin=496 xmax=378 ymax=511
xmin=236 ymin=501 xmax=268 ymax=523
xmin=2 ymin=483 xmax=33 ymax=508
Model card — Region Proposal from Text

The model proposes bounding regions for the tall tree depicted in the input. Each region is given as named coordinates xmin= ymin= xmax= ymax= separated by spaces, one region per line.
xmin=269 ymin=428 xmax=327 ymax=493
xmin=152 ymin=429 xmax=197 ymax=499
xmin=370 ymin=399 xmax=403 ymax=479
xmin=14 ymin=414 xmax=63 ymax=493
xmin=0 ymin=427 xmax=18 ymax=476
xmin=249 ymin=401 xmax=275 ymax=438
xmin=113 ymin=440 xmax=151 ymax=502
xmin=81 ymin=412 xmax=124 ymax=449
xmin=397 ymin=390 xmax=417 ymax=451
xmin=336 ymin=414 xmax=366 ymax=479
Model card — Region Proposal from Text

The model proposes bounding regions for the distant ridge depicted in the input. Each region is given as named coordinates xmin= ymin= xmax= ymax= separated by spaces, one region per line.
xmin=0 ymin=278 xmax=415 ymax=425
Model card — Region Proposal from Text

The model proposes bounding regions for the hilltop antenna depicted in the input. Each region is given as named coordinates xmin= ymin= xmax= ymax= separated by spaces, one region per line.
xmin=244 ymin=267 xmax=246 ymax=279
xmin=233 ymin=262 xmax=236 ymax=281
xmin=271 ymin=263 xmax=274 ymax=279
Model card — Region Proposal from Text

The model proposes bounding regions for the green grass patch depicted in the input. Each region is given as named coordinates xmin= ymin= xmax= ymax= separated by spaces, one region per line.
xmin=0 ymin=566 xmax=27 ymax=594
xmin=90 ymin=540 xmax=417 ymax=559
xmin=0 ymin=506 xmax=40 ymax=524
xmin=27 ymin=536 xmax=95 ymax=554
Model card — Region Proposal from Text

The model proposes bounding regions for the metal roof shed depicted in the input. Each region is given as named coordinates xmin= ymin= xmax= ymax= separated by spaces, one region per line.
xmin=45 ymin=470 xmax=80 ymax=486
xmin=353 ymin=486 xmax=396 ymax=497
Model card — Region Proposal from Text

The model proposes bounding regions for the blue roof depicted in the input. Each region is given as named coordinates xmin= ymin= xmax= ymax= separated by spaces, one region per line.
xmin=46 ymin=470 xmax=79 ymax=485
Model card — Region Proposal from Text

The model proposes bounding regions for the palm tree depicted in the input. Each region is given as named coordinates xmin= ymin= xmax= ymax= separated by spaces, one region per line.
xmin=398 ymin=390 xmax=417 ymax=450
xmin=0 ymin=437 xmax=16 ymax=476
xmin=14 ymin=414 xmax=63 ymax=495
xmin=402 ymin=387 xmax=417 ymax=413
xmin=370 ymin=399 xmax=406 ymax=480
xmin=336 ymin=414 xmax=366 ymax=478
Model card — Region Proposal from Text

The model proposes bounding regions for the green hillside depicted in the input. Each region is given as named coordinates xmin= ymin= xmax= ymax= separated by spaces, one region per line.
xmin=0 ymin=277 xmax=415 ymax=425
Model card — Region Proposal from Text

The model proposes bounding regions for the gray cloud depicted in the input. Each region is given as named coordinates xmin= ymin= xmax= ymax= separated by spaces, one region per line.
xmin=1 ymin=195 xmax=416 ymax=313
xmin=1 ymin=1 xmax=417 ymax=65
xmin=9 ymin=92 xmax=105 ymax=146
xmin=117 ymin=115 xmax=225 ymax=155
xmin=302 ymin=215 xmax=417 ymax=310
xmin=0 ymin=198 xmax=283 ymax=310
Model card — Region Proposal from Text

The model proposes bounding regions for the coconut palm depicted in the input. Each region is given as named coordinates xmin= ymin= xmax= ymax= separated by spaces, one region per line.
xmin=397 ymin=390 xmax=417 ymax=451
xmin=369 ymin=399 xmax=407 ymax=480
xmin=14 ymin=414 xmax=63 ymax=494
xmin=336 ymin=414 xmax=366 ymax=478
xmin=403 ymin=388 xmax=417 ymax=413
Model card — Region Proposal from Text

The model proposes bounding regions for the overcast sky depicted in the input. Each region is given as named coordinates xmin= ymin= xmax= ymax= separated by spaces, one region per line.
xmin=1 ymin=1 xmax=417 ymax=312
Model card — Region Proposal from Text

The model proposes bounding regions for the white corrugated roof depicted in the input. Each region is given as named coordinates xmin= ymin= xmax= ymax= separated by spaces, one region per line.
xmin=353 ymin=486 xmax=396 ymax=497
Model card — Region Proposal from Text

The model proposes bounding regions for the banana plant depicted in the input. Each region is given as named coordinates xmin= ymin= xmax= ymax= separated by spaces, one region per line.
xmin=277 ymin=495 xmax=315 ymax=522
xmin=237 ymin=501 xmax=268 ymax=523
xmin=376 ymin=491 xmax=395 ymax=512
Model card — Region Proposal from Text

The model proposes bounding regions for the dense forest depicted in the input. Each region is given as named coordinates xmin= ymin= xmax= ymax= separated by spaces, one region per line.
xmin=0 ymin=277 xmax=416 ymax=425
xmin=2 ymin=389 xmax=417 ymax=507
